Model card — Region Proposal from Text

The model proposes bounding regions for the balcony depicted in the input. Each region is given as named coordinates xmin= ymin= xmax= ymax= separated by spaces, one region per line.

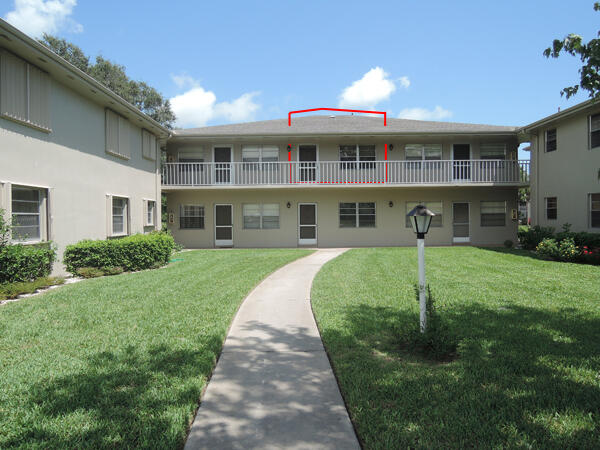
xmin=162 ymin=160 xmax=530 ymax=188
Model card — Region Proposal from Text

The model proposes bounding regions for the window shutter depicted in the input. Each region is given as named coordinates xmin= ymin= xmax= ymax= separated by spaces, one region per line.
xmin=106 ymin=109 xmax=119 ymax=155
xmin=149 ymin=133 xmax=156 ymax=160
xmin=28 ymin=64 xmax=50 ymax=130
xmin=0 ymin=51 xmax=28 ymax=122
xmin=118 ymin=116 xmax=131 ymax=158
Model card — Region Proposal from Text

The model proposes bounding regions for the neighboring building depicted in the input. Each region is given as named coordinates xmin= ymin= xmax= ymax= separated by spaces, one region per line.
xmin=521 ymin=100 xmax=600 ymax=232
xmin=0 ymin=19 xmax=169 ymax=274
xmin=163 ymin=116 xmax=529 ymax=248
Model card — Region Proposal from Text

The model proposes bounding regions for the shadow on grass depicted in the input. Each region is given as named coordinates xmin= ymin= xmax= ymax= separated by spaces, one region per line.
xmin=2 ymin=336 xmax=223 ymax=449
xmin=320 ymin=302 xmax=600 ymax=448
xmin=475 ymin=246 xmax=546 ymax=261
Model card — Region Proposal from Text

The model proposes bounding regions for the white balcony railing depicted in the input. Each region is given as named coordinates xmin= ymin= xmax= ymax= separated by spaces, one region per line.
xmin=162 ymin=160 xmax=530 ymax=187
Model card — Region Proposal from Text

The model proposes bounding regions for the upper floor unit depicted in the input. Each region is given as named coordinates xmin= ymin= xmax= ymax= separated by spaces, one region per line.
xmin=163 ymin=116 xmax=528 ymax=189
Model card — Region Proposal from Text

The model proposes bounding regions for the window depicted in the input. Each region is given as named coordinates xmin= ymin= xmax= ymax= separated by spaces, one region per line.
xmin=112 ymin=197 xmax=128 ymax=236
xmin=589 ymin=114 xmax=600 ymax=149
xmin=405 ymin=201 xmax=443 ymax=228
xmin=339 ymin=202 xmax=376 ymax=228
xmin=0 ymin=50 xmax=50 ymax=131
xmin=590 ymin=194 xmax=600 ymax=228
xmin=11 ymin=185 xmax=44 ymax=242
xmin=145 ymin=200 xmax=156 ymax=226
xmin=178 ymin=149 xmax=204 ymax=162
xmin=545 ymin=129 xmax=557 ymax=152
xmin=142 ymin=129 xmax=157 ymax=161
xmin=180 ymin=205 xmax=204 ymax=229
xmin=481 ymin=201 xmax=506 ymax=227
xmin=480 ymin=143 xmax=506 ymax=160
xmin=243 ymin=203 xmax=280 ymax=229
xmin=105 ymin=109 xmax=131 ymax=159
xmin=242 ymin=146 xmax=279 ymax=168
xmin=339 ymin=145 xmax=376 ymax=168
xmin=545 ymin=197 xmax=557 ymax=220
xmin=405 ymin=144 xmax=443 ymax=161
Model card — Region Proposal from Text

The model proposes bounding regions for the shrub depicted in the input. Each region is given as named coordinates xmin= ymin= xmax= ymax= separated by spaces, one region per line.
xmin=0 ymin=243 xmax=57 ymax=283
xmin=536 ymin=238 xmax=559 ymax=260
xmin=403 ymin=285 xmax=458 ymax=360
xmin=555 ymin=230 xmax=600 ymax=249
xmin=518 ymin=225 xmax=555 ymax=250
xmin=76 ymin=267 xmax=104 ymax=278
xmin=581 ymin=246 xmax=600 ymax=265
xmin=503 ymin=239 xmax=514 ymax=248
xmin=557 ymin=237 xmax=581 ymax=262
xmin=64 ymin=231 xmax=174 ymax=275
xmin=101 ymin=266 xmax=124 ymax=276
xmin=0 ymin=276 xmax=65 ymax=300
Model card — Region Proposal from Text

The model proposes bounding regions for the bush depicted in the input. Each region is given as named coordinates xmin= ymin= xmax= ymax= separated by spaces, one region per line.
xmin=403 ymin=285 xmax=458 ymax=360
xmin=555 ymin=230 xmax=600 ymax=249
xmin=64 ymin=232 xmax=174 ymax=275
xmin=536 ymin=238 xmax=559 ymax=260
xmin=0 ymin=243 xmax=57 ymax=283
xmin=101 ymin=266 xmax=124 ymax=276
xmin=557 ymin=237 xmax=581 ymax=262
xmin=76 ymin=267 xmax=104 ymax=278
xmin=503 ymin=239 xmax=514 ymax=248
xmin=0 ymin=276 xmax=65 ymax=300
xmin=518 ymin=225 xmax=555 ymax=250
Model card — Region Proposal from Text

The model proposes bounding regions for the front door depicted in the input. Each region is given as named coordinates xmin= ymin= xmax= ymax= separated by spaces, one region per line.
xmin=298 ymin=145 xmax=317 ymax=182
xmin=453 ymin=202 xmax=470 ymax=243
xmin=215 ymin=204 xmax=233 ymax=246
xmin=453 ymin=144 xmax=471 ymax=181
xmin=298 ymin=203 xmax=317 ymax=245
xmin=214 ymin=147 xmax=232 ymax=184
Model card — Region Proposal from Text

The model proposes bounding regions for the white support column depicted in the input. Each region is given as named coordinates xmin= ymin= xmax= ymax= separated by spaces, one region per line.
xmin=417 ymin=237 xmax=427 ymax=333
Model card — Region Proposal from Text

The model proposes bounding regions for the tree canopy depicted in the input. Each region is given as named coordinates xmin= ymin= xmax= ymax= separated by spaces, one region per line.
xmin=544 ymin=2 xmax=600 ymax=100
xmin=39 ymin=34 xmax=176 ymax=129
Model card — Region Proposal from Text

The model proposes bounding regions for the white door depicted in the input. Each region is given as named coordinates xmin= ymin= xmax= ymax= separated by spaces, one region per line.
xmin=298 ymin=203 xmax=317 ymax=245
xmin=452 ymin=202 xmax=470 ymax=243
xmin=215 ymin=204 xmax=233 ymax=246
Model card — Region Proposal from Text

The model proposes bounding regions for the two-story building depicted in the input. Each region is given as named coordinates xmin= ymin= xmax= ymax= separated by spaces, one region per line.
xmin=0 ymin=19 xmax=169 ymax=274
xmin=163 ymin=116 xmax=529 ymax=248
xmin=521 ymin=100 xmax=600 ymax=233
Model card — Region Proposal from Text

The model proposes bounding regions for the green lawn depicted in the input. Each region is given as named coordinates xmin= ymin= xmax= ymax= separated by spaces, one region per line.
xmin=0 ymin=249 xmax=311 ymax=449
xmin=311 ymin=247 xmax=600 ymax=449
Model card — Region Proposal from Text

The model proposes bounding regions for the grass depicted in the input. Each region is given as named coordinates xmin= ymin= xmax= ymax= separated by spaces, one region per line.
xmin=311 ymin=247 xmax=600 ymax=449
xmin=0 ymin=248 xmax=311 ymax=449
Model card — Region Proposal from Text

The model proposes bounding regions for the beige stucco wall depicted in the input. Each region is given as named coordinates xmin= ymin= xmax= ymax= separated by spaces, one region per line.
xmin=530 ymin=107 xmax=600 ymax=232
xmin=166 ymin=186 xmax=518 ymax=248
xmin=167 ymin=135 xmax=519 ymax=163
xmin=0 ymin=76 xmax=161 ymax=275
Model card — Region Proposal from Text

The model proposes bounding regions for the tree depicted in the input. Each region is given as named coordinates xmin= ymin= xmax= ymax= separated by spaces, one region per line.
xmin=544 ymin=2 xmax=600 ymax=99
xmin=38 ymin=34 xmax=176 ymax=128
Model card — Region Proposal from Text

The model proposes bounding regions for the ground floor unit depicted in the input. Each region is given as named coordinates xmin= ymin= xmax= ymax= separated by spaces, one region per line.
xmin=165 ymin=186 xmax=519 ymax=248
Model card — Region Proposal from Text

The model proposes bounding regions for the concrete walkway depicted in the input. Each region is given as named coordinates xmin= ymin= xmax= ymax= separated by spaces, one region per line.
xmin=185 ymin=249 xmax=360 ymax=450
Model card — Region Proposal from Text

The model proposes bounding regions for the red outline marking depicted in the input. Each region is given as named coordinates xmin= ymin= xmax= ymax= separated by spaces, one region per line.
xmin=288 ymin=108 xmax=386 ymax=126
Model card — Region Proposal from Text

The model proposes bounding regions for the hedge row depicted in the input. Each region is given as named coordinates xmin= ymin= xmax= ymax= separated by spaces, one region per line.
xmin=518 ymin=226 xmax=600 ymax=250
xmin=63 ymin=232 xmax=174 ymax=274
xmin=0 ymin=243 xmax=57 ymax=283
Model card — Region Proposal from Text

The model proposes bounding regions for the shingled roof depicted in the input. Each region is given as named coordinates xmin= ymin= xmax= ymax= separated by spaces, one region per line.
xmin=173 ymin=115 xmax=518 ymax=137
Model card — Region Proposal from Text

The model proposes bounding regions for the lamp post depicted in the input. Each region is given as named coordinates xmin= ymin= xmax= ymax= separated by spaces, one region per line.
xmin=407 ymin=205 xmax=435 ymax=333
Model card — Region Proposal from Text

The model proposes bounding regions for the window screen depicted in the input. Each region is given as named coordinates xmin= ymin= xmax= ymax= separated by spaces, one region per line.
xmin=481 ymin=201 xmax=506 ymax=227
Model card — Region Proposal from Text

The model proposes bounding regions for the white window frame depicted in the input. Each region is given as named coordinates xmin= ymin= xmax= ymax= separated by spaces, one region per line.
xmin=144 ymin=199 xmax=156 ymax=227
xmin=338 ymin=202 xmax=376 ymax=228
xmin=242 ymin=145 xmax=279 ymax=163
xmin=111 ymin=196 xmax=129 ymax=237
xmin=590 ymin=193 xmax=600 ymax=229
xmin=480 ymin=143 xmax=507 ymax=160
xmin=11 ymin=184 xmax=46 ymax=243
xmin=243 ymin=203 xmax=280 ymax=229
xmin=545 ymin=129 xmax=557 ymax=153
xmin=480 ymin=201 xmax=507 ymax=227
xmin=589 ymin=114 xmax=600 ymax=150
xmin=545 ymin=197 xmax=557 ymax=221
xmin=177 ymin=148 xmax=204 ymax=162
xmin=405 ymin=144 xmax=443 ymax=161
xmin=180 ymin=204 xmax=205 ymax=229
xmin=405 ymin=201 xmax=443 ymax=228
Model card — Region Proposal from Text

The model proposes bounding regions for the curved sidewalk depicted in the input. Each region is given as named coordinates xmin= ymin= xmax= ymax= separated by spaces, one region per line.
xmin=185 ymin=249 xmax=360 ymax=450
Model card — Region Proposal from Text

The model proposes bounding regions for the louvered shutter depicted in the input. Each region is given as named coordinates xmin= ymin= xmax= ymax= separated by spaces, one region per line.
xmin=0 ymin=51 xmax=28 ymax=122
xmin=28 ymin=64 xmax=50 ymax=129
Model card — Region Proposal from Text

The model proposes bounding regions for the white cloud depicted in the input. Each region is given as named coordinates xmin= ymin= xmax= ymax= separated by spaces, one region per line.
xmin=397 ymin=106 xmax=453 ymax=121
xmin=339 ymin=67 xmax=407 ymax=109
xmin=169 ymin=74 xmax=260 ymax=127
xmin=4 ymin=0 xmax=82 ymax=38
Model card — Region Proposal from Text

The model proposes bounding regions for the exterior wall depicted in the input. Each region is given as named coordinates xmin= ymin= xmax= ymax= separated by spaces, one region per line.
xmin=167 ymin=135 xmax=519 ymax=163
xmin=530 ymin=107 xmax=600 ymax=232
xmin=166 ymin=186 xmax=518 ymax=248
xmin=0 ymin=75 xmax=160 ymax=275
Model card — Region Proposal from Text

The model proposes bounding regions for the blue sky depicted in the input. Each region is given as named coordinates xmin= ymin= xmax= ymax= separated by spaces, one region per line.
xmin=3 ymin=0 xmax=599 ymax=136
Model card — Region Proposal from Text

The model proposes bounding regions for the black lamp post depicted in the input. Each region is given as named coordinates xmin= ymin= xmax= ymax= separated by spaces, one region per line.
xmin=407 ymin=205 xmax=435 ymax=332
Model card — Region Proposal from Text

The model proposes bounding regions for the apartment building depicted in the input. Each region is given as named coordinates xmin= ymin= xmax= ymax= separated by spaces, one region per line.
xmin=163 ymin=116 xmax=529 ymax=248
xmin=521 ymin=100 xmax=600 ymax=232
xmin=0 ymin=19 xmax=169 ymax=273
